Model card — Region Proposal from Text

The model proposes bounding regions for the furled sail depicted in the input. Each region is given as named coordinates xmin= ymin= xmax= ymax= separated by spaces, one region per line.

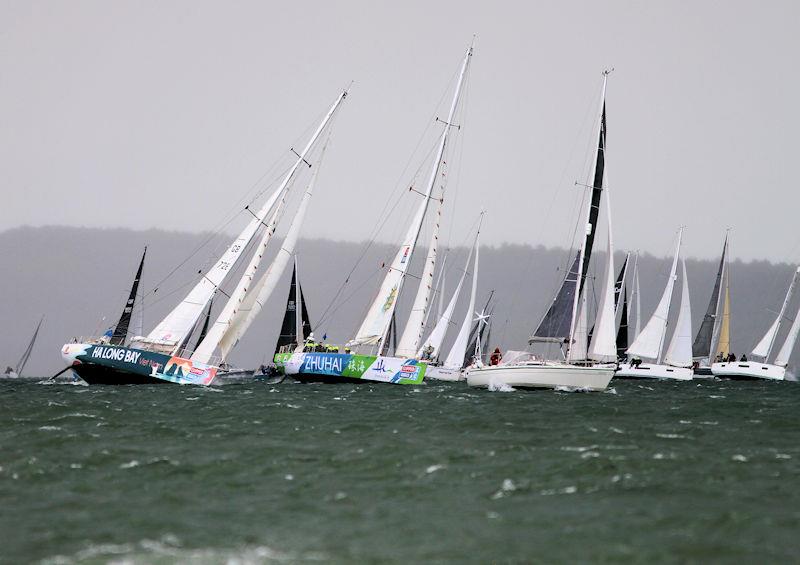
xmin=692 ymin=236 xmax=727 ymax=359
xmin=144 ymin=90 xmax=347 ymax=352
xmin=350 ymin=45 xmax=472 ymax=350
xmin=664 ymin=258 xmax=693 ymax=367
xmin=16 ymin=316 xmax=43 ymax=376
xmin=627 ymin=229 xmax=682 ymax=361
xmin=416 ymin=246 xmax=471 ymax=361
xmin=443 ymin=220 xmax=480 ymax=369
xmin=111 ymin=247 xmax=146 ymax=346
xmin=752 ymin=267 xmax=800 ymax=360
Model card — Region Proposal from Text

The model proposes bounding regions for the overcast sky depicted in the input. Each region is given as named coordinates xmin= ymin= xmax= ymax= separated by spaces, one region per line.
xmin=2 ymin=0 xmax=799 ymax=262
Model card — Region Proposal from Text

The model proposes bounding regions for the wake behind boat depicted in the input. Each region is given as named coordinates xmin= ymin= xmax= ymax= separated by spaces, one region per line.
xmin=61 ymin=90 xmax=348 ymax=385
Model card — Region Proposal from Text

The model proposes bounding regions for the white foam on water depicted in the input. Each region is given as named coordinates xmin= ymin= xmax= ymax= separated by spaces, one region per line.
xmin=119 ymin=460 xmax=140 ymax=469
xmin=732 ymin=454 xmax=748 ymax=462
xmin=38 ymin=426 xmax=62 ymax=431
xmin=425 ymin=464 xmax=446 ymax=474
xmin=488 ymin=381 xmax=515 ymax=392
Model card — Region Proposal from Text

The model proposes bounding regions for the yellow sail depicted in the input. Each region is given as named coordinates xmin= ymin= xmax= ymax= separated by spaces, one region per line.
xmin=715 ymin=285 xmax=731 ymax=358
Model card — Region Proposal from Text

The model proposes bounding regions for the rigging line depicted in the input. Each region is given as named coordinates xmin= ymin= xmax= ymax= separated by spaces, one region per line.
xmin=316 ymin=264 xmax=384 ymax=331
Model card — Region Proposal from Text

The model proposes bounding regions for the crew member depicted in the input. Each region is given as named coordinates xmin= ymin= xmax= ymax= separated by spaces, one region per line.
xmin=490 ymin=347 xmax=502 ymax=366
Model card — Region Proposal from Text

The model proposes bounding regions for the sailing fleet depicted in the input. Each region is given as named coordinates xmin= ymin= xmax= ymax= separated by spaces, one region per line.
xmin=1 ymin=41 xmax=789 ymax=390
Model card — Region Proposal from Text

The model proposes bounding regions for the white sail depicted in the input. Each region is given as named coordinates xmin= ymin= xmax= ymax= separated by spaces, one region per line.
xmin=396 ymin=193 xmax=444 ymax=356
xmin=568 ymin=293 xmax=589 ymax=362
xmin=443 ymin=219 xmax=481 ymax=369
xmin=350 ymin=45 xmax=472 ymax=350
xmin=773 ymin=297 xmax=800 ymax=368
xmin=207 ymin=142 xmax=326 ymax=363
xmin=16 ymin=316 xmax=43 ymax=375
xmin=143 ymin=90 xmax=347 ymax=352
xmin=627 ymin=229 xmax=682 ymax=361
xmin=416 ymin=246 xmax=471 ymax=360
xmin=753 ymin=266 xmax=800 ymax=361
xmin=632 ymin=252 xmax=642 ymax=339
xmin=588 ymin=187 xmax=616 ymax=362
xmin=664 ymin=258 xmax=693 ymax=367
xmin=191 ymin=187 xmax=290 ymax=363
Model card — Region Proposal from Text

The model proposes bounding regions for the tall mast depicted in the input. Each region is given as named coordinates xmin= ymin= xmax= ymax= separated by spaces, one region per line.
xmin=349 ymin=43 xmax=473 ymax=351
xmin=144 ymin=89 xmax=347 ymax=353
xmin=568 ymin=71 xmax=609 ymax=352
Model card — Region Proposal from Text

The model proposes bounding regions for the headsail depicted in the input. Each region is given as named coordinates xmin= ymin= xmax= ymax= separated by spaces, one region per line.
xmin=752 ymin=266 xmax=800 ymax=360
xmin=627 ymin=229 xmax=683 ymax=361
xmin=616 ymin=287 xmax=629 ymax=359
xmin=143 ymin=90 xmax=347 ymax=353
xmin=111 ymin=247 xmax=146 ymax=346
xmin=275 ymin=258 xmax=312 ymax=354
xmin=350 ymin=44 xmax=472 ymax=350
xmin=588 ymin=184 xmax=617 ymax=363
xmin=715 ymin=285 xmax=731 ymax=359
xmin=773 ymin=275 xmax=800 ymax=367
xmin=531 ymin=252 xmax=580 ymax=343
xmin=664 ymin=258 xmax=693 ymax=367
xmin=443 ymin=216 xmax=481 ymax=369
xmin=193 ymin=297 xmax=214 ymax=353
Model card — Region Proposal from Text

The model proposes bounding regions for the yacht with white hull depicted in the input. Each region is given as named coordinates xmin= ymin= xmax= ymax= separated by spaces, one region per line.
xmin=712 ymin=266 xmax=800 ymax=380
xmin=692 ymin=235 xmax=731 ymax=377
xmin=467 ymin=71 xmax=616 ymax=391
xmin=616 ymin=229 xmax=694 ymax=381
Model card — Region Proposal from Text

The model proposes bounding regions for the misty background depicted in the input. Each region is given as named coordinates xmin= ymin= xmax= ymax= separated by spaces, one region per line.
xmin=2 ymin=226 xmax=797 ymax=377
xmin=2 ymin=1 xmax=800 ymax=262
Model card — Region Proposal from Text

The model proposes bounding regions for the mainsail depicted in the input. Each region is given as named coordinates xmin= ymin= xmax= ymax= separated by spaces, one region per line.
xmin=614 ymin=253 xmax=630 ymax=358
xmin=773 ymin=279 xmax=800 ymax=367
xmin=275 ymin=258 xmax=312 ymax=354
xmin=532 ymin=72 xmax=608 ymax=349
xmin=143 ymin=90 xmax=347 ymax=353
xmin=692 ymin=235 xmax=727 ymax=360
xmin=350 ymin=44 xmax=472 ymax=350
xmin=588 ymin=186 xmax=617 ymax=363
xmin=111 ymin=247 xmax=146 ymax=346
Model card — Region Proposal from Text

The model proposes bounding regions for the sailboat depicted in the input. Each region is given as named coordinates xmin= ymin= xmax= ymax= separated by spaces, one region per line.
xmin=61 ymin=89 xmax=348 ymax=385
xmin=465 ymin=71 xmax=617 ymax=392
xmin=692 ymin=235 xmax=731 ymax=377
xmin=419 ymin=215 xmax=482 ymax=381
xmin=275 ymin=44 xmax=473 ymax=385
xmin=616 ymin=229 xmax=694 ymax=380
xmin=4 ymin=317 xmax=43 ymax=379
xmin=712 ymin=266 xmax=800 ymax=380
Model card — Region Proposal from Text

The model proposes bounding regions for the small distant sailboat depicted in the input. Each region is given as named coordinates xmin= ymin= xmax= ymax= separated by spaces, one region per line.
xmin=61 ymin=89 xmax=348 ymax=385
xmin=692 ymin=235 xmax=731 ymax=377
xmin=616 ymin=228 xmax=694 ymax=381
xmin=466 ymin=71 xmax=616 ymax=391
xmin=4 ymin=317 xmax=43 ymax=379
xmin=712 ymin=266 xmax=800 ymax=380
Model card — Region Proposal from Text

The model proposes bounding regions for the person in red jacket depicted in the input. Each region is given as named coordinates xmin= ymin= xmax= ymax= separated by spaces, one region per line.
xmin=490 ymin=348 xmax=502 ymax=366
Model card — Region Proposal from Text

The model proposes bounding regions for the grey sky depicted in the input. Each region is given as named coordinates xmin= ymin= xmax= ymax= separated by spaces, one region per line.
xmin=2 ymin=0 xmax=799 ymax=262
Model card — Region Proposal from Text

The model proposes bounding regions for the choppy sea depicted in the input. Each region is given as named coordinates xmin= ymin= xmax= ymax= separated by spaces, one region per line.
xmin=2 ymin=378 xmax=799 ymax=563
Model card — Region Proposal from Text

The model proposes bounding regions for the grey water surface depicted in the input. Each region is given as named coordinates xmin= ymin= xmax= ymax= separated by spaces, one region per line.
xmin=1 ymin=379 xmax=799 ymax=563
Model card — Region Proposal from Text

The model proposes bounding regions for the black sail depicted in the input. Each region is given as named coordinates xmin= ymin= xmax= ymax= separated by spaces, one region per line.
xmin=692 ymin=237 xmax=727 ymax=358
xmin=111 ymin=247 xmax=146 ymax=346
xmin=532 ymin=252 xmax=581 ymax=341
xmin=579 ymin=102 xmax=607 ymax=296
xmin=193 ymin=297 xmax=214 ymax=352
xmin=276 ymin=264 xmax=303 ymax=354
xmin=616 ymin=287 xmax=629 ymax=359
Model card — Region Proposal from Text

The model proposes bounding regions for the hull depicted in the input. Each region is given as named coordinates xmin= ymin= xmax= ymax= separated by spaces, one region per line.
xmin=274 ymin=352 xmax=426 ymax=385
xmin=465 ymin=362 xmax=614 ymax=391
xmin=693 ymin=366 xmax=715 ymax=378
xmin=424 ymin=365 xmax=463 ymax=382
xmin=615 ymin=362 xmax=693 ymax=381
xmin=711 ymin=361 xmax=785 ymax=380
xmin=61 ymin=343 xmax=218 ymax=385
